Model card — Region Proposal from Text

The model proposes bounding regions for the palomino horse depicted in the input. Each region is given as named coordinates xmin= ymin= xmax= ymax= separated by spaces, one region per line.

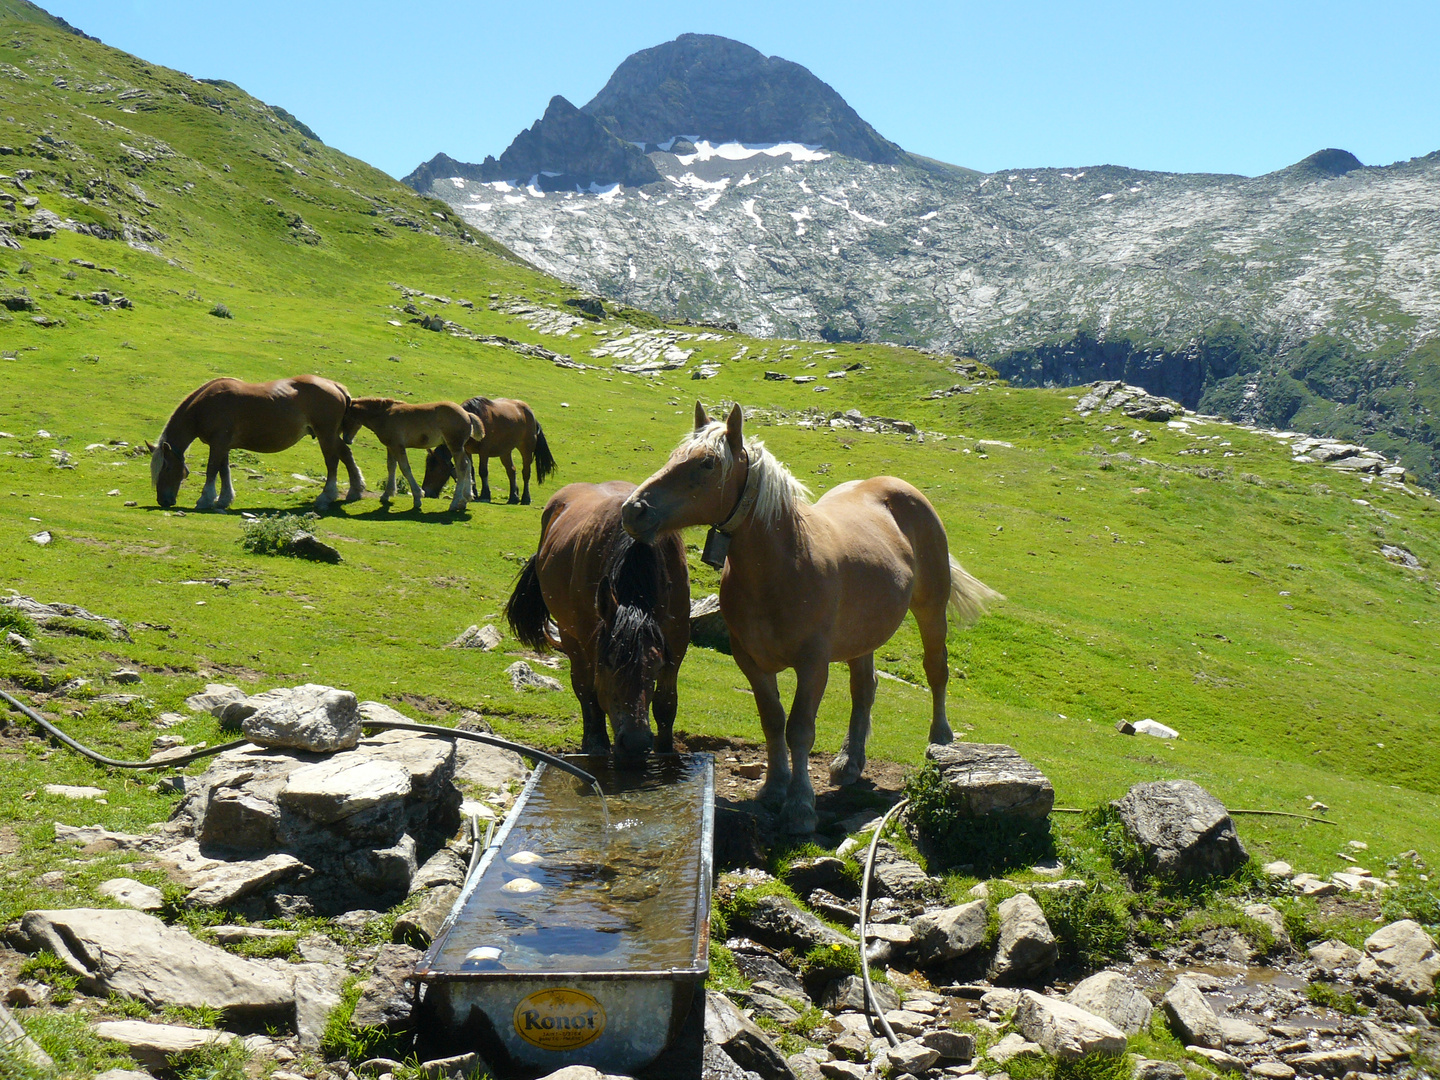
xmin=622 ymin=403 xmax=1001 ymax=833
xmin=341 ymin=398 xmax=481 ymax=512
xmin=506 ymin=481 xmax=689 ymax=760
xmin=150 ymin=375 xmax=365 ymax=511
xmin=420 ymin=397 xmax=556 ymax=505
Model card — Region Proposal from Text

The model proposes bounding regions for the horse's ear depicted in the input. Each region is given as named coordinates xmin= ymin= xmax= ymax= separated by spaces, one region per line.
xmin=596 ymin=575 xmax=618 ymax=623
xmin=725 ymin=403 xmax=744 ymax=454
xmin=144 ymin=440 xmax=154 ymax=453
xmin=693 ymin=401 xmax=709 ymax=431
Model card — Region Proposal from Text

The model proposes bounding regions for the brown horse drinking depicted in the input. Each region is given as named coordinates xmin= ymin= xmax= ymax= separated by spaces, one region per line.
xmin=622 ymin=403 xmax=1002 ymax=833
xmin=342 ymin=398 xmax=481 ymax=512
xmin=506 ymin=481 xmax=689 ymax=759
xmin=420 ymin=397 xmax=556 ymax=505
xmin=150 ymin=375 xmax=366 ymax=511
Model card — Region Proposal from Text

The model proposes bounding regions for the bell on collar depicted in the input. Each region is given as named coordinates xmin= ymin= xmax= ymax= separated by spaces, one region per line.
xmin=701 ymin=527 xmax=731 ymax=570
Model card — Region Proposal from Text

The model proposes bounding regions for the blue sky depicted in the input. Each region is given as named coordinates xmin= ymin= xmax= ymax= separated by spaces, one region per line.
xmin=46 ymin=0 xmax=1440 ymax=181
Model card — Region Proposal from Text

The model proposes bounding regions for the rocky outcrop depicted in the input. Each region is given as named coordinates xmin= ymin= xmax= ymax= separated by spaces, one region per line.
xmin=241 ymin=684 xmax=361 ymax=752
xmin=1112 ymin=779 xmax=1248 ymax=882
xmin=923 ymin=742 xmax=1055 ymax=820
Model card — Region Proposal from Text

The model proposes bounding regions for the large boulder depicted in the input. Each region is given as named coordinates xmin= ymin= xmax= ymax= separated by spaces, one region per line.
xmin=279 ymin=756 xmax=412 ymax=824
xmin=1066 ymin=971 xmax=1153 ymax=1035
xmin=17 ymin=909 xmax=293 ymax=1022
xmin=1161 ymin=977 xmax=1222 ymax=1049
xmin=821 ymin=974 xmax=899 ymax=1014
xmin=704 ymin=990 xmax=798 ymax=1080
xmin=242 ymin=683 xmax=361 ymax=752
xmin=1356 ymin=919 xmax=1440 ymax=1004
xmin=924 ymin=743 xmax=1055 ymax=820
xmin=1014 ymin=990 xmax=1127 ymax=1058
xmin=1112 ymin=780 xmax=1247 ymax=882
xmin=730 ymin=893 xmax=853 ymax=954
xmin=989 ymin=894 xmax=1058 ymax=983
xmin=909 ymin=900 xmax=988 ymax=967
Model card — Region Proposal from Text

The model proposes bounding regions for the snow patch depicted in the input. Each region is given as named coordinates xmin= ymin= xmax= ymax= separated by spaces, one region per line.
xmin=737 ymin=172 xmax=758 ymax=188
xmin=448 ymin=177 xmax=466 ymax=189
xmin=741 ymin=198 xmax=765 ymax=231
xmin=674 ymin=140 xmax=829 ymax=166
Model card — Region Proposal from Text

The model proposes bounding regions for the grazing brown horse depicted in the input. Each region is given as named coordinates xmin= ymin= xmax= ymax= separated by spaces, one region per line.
xmin=342 ymin=398 xmax=481 ymax=512
xmin=622 ymin=403 xmax=1002 ymax=833
xmin=150 ymin=375 xmax=365 ymax=511
xmin=420 ymin=397 xmax=556 ymax=505
xmin=505 ymin=481 xmax=689 ymax=760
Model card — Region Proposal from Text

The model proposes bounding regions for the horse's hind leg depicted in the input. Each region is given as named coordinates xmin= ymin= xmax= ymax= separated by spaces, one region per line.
xmin=467 ymin=454 xmax=480 ymax=500
xmin=316 ymin=437 xmax=341 ymax=511
xmin=731 ymin=643 xmax=791 ymax=809
xmin=781 ymin=658 xmax=829 ymax=835
xmin=476 ymin=455 xmax=492 ymax=502
xmin=520 ymin=443 xmax=534 ymax=505
xmin=915 ymin=602 xmax=954 ymax=745
xmin=340 ymin=442 xmax=365 ymax=502
xmin=653 ymin=661 xmax=679 ymax=755
xmin=381 ymin=449 xmax=398 ymax=505
xmin=830 ymin=653 xmax=876 ymax=786
xmin=501 ymin=450 xmax=519 ymax=504
xmin=395 ymin=450 xmax=423 ymax=511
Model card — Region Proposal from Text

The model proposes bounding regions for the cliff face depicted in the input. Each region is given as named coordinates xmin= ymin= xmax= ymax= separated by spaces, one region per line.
xmin=580 ymin=33 xmax=907 ymax=165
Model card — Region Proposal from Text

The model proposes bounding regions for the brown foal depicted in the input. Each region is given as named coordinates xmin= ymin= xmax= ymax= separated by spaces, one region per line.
xmin=342 ymin=397 xmax=481 ymax=512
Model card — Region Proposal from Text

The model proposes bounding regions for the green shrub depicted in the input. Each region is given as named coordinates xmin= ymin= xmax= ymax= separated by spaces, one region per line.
xmin=164 ymin=1004 xmax=222 ymax=1028
xmin=226 ymin=933 xmax=297 ymax=959
xmin=1084 ymin=803 xmax=1146 ymax=879
xmin=321 ymin=974 xmax=409 ymax=1063
xmin=1381 ymin=873 xmax=1440 ymax=933
xmin=0 ymin=606 xmax=35 ymax=637
xmin=240 ymin=513 xmax=313 ymax=556
xmin=210 ymin=302 xmax=232 ymax=319
xmin=904 ymin=762 xmax=1056 ymax=873
xmin=1306 ymin=981 xmax=1368 ymax=1016
xmin=1033 ymin=882 xmax=1133 ymax=967
xmin=172 ymin=1037 xmax=248 ymax=1080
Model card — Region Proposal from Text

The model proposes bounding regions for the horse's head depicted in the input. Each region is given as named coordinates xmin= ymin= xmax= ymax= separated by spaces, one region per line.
xmin=622 ymin=401 xmax=747 ymax=543
xmin=421 ymin=444 xmax=455 ymax=499
xmin=591 ymin=573 xmax=668 ymax=762
xmin=148 ymin=439 xmax=188 ymax=507
xmin=341 ymin=397 xmax=389 ymax=444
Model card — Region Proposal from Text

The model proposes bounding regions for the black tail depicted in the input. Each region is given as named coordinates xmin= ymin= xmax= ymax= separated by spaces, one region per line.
xmin=533 ymin=423 xmax=556 ymax=485
xmin=505 ymin=555 xmax=552 ymax=652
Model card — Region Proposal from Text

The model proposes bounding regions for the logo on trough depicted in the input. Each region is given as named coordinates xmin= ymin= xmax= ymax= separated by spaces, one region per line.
xmin=513 ymin=987 xmax=607 ymax=1051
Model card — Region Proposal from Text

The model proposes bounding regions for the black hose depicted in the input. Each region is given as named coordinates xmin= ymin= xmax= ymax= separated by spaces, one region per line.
xmin=0 ymin=688 xmax=248 ymax=769
xmin=0 ymin=689 xmax=601 ymax=797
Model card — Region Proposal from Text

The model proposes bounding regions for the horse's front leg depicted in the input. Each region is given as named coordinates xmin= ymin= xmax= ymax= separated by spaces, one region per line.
xmin=652 ymin=661 xmax=679 ymax=755
xmin=396 ymin=449 xmax=423 ymax=511
xmin=380 ymin=449 xmax=398 ymax=505
xmin=731 ymin=642 xmax=790 ymax=808
xmin=830 ymin=652 xmax=876 ymax=786
xmin=197 ymin=443 xmax=224 ymax=510
xmin=467 ymin=454 xmax=480 ymax=500
xmin=446 ymin=445 xmax=471 ymax=512
xmin=782 ymin=658 xmax=829 ymax=834
xmin=502 ymin=450 xmax=519 ymax=505
xmin=565 ymin=641 xmax=609 ymax=754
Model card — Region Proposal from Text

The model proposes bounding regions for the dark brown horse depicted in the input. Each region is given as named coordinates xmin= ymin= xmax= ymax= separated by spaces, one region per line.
xmin=420 ymin=397 xmax=555 ymax=505
xmin=505 ymin=481 xmax=689 ymax=759
xmin=150 ymin=375 xmax=365 ymax=511
xmin=622 ymin=403 xmax=1001 ymax=832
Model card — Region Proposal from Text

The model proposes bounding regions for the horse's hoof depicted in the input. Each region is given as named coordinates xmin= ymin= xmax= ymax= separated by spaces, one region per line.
xmin=411 ymin=501 xmax=423 ymax=512
xmin=757 ymin=776 xmax=788 ymax=808
xmin=521 ymin=496 xmax=531 ymax=506
xmin=344 ymin=490 xmax=364 ymax=503
xmin=929 ymin=720 xmax=954 ymax=745
xmin=829 ymin=751 xmax=865 ymax=786
xmin=781 ymin=800 xmax=820 ymax=836
xmin=508 ymin=496 xmax=520 ymax=505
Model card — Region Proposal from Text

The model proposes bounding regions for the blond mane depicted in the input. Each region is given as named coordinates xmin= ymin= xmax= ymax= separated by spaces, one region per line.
xmin=674 ymin=422 xmax=812 ymax=526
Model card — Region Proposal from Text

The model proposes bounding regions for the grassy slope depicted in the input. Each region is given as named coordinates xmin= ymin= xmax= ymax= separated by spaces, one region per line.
xmin=0 ymin=10 xmax=1438 ymax=936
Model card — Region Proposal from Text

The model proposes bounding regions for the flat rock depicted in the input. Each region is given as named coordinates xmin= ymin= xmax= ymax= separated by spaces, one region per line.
xmin=1113 ymin=779 xmax=1247 ymax=882
xmin=1262 ymin=861 xmax=1294 ymax=879
xmin=822 ymin=974 xmax=899 ymax=1014
xmin=94 ymin=1071 xmax=154 ymax=1080
xmin=345 ymin=834 xmax=419 ymax=895
xmin=1015 ymin=990 xmax=1127 ymax=1059
xmin=1284 ymin=1048 xmax=1375 ymax=1076
xmin=96 ymin=877 xmax=164 ymax=911
xmin=1 ymin=1001 xmax=53 ymax=1068
xmin=820 ymin=1060 xmax=867 ymax=1080
xmin=924 ymin=742 xmax=1055 ymax=820
xmin=185 ymin=683 xmax=247 ymax=715
xmin=19 ymin=908 xmax=293 ymax=1020
xmin=1188 ymin=1046 xmax=1246 ymax=1072
xmin=871 ymin=842 xmax=935 ymax=900
xmin=1133 ymin=1058 xmax=1187 ymax=1080
xmin=186 ymin=853 xmax=304 ymax=908
xmin=911 ymin=900 xmax=988 ymax=967
xmin=93 ymin=1020 xmax=237 ymax=1069
xmin=749 ymin=991 xmax=801 ymax=1025
xmin=1066 ymin=971 xmax=1153 ymax=1035
xmin=242 ymin=684 xmax=360 ymax=752
xmin=784 ymin=856 xmax=853 ymax=898
xmin=882 ymin=1009 xmax=930 ymax=1036
xmin=411 ymin=847 xmax=468 ymax=892
xmin=1251 ymin=1063 xmax=1296 ymax=1080
xmin=448 ymin=624 xmax=502 ymax=650
xmin=351 ymin=943 xmax=421 ymax=1031
xmin=987 ymin=1031 xmax=1044 ymax=1065
xmin=507 ymin=660 xmax=563 ymax=692
xmin=44 ymin=783 xmax=106 ymax=799
xmin=1219 ymin=1017 xmax=1268 ymax=1045
xmin=1357 ymin=919 xmax=1440 ymax=1004
xmin=279 ymin=754 xmax=411 ymax=823
xmin=1162 ymin=977 xmax=1222 ymax=1050
xmin=989 ymin=893 xmax=1058 ymax=983
xmin=920 ymin=1029 xmax=974 ymax=1060
xmin=453 ymin=739 xmax=528 ymax=791
xmin=704 ymin=990 xmax=798 ymax=1080
xmin=885 ymin=1038 xmax=940 ymax=1076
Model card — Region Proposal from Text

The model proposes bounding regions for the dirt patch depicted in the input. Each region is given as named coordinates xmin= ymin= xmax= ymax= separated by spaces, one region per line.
xmin=387 ymin=692 xmax=468 ymax=719
xmin=675 ymin=731 xmax=909 ymax=831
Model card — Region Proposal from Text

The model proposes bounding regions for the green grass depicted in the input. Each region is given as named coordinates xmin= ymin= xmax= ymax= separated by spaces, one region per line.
xmin=0 ymin=0 xmax=1437 ymax=1007
xmin=1305 ymin=981 xmax=1369 ymax=1016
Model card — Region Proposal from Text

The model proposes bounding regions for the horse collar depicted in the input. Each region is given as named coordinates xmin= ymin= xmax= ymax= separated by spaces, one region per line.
xmin=701 ymin=447 xmax=762 ymax=569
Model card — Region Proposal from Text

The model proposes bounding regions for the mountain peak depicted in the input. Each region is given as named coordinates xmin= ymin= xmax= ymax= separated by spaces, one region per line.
xmin=1278 ymin=147 xmax=1364 ymax=180
xmin=581 ymin=33 xmax=906 ymax=165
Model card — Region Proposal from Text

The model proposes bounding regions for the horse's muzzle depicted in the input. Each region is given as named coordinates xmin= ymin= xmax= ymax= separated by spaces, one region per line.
xmin=620 ymin=496 xmax=655 ymax=541
xmin=614 ymin=725 xmax=655 ymax=761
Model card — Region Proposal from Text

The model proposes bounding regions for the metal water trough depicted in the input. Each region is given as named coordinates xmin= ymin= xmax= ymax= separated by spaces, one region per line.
xmin=414 ymin=753 xmax=714 ymax=1077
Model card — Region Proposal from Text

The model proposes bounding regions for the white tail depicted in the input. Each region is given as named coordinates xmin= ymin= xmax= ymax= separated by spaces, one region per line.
xmin=947 ymin=554 xmax=1004 ymax=627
